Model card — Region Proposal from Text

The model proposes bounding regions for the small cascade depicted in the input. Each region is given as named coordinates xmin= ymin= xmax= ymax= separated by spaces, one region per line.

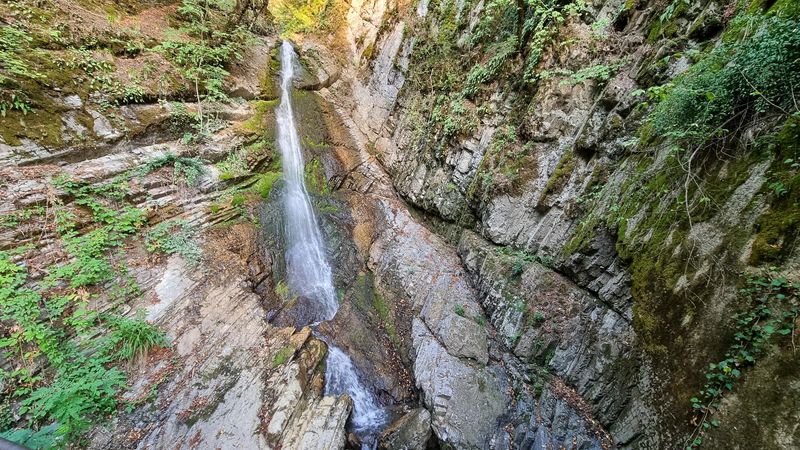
xmin=275 ymin=40 xmax=388 ymax=445
xmin=325 ymin=344 xmax=388 ymax=448
xmin=276 ymin=40 xmax=338 ymax=323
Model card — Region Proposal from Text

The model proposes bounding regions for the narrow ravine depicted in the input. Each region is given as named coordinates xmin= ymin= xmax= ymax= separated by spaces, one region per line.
xmin=275 ymin=40 xmax=388 ymax=448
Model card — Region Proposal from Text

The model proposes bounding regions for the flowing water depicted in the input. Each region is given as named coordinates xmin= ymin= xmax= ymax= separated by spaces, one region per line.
xmin=276 ymin=40 xmax=387 ymax=447
xmin=325 ymin=344 xmax=389 ymax=447
xmin=276 ymin=40 xmax=338 ymax=323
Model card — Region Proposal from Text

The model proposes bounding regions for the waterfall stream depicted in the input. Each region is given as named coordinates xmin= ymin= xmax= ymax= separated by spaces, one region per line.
xmin=276 ymin=40 xmax=338 ymax=324
xmin=276 ymin=40 xmax=387 ymax=447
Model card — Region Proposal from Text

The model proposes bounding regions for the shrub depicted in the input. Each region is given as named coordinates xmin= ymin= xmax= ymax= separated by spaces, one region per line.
xmin=651 ymin=16 xmax=800 ymax=146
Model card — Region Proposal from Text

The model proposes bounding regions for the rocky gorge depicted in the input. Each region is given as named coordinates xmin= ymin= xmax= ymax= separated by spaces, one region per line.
xmin=0 ymin=0 xmax=798 ymax=449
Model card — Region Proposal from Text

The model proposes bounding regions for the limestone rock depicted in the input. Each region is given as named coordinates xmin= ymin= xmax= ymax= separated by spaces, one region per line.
xmin=280 ymin=395 xmax=353 ymax=450
xmin=89 ymin=109 xmax=123 ymax=142
xmin=411 ymin=319 xmax=505 ymax=448
xmin=378 ymin=408 xmax=432 ymax=450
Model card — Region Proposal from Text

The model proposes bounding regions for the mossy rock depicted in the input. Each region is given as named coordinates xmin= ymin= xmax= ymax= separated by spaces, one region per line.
xmin=749 ymin=116 xmax=800 ymax=265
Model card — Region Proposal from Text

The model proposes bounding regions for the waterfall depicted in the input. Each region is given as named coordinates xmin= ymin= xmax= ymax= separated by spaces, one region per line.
xmin=325 ymin=344 xmax=388 ymax=448
xmin=276 ymin=40 xmax=338 ymax=323
xmin=276 ymin=41 xmax=387 ymax=446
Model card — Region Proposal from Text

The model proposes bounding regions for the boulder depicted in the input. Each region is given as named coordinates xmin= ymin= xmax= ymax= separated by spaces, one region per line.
xmin=378 ymin=408 xmax=432 ymax=450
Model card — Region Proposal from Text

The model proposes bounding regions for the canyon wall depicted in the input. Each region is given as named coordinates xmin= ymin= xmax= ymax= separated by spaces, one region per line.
xmin=301 ymin=0 xmax=800 ymax=447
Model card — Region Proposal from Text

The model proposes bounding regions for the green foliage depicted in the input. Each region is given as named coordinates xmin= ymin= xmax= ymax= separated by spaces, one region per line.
xmin=304 ymin=158 xmax=330 ymax=194
xmin=659 ymin=0 xmax=690 ymax=23
xmin=454 ymin=304 xmax=466 ymax=317
xmin=271 ymin=0 xmax=333 ymax=35
xmin=0 ymin=205 xmax=44 ymax=228
xmin=749 ymin=115 xmax=800 ymax=264
xmin=104 ymin=311 xmax=168 ymax=361
xmin=650 ymin=15 xmax=800 ymax=148
xmin=430 ymin=93 xmax=479 ymax=138
xmin=157 ymin=0 xmax=250 ymax=103
xmin=0 ymin=424 xmax=59 ymax=449
xmin=0 ymin=155 xmax=195 ymax=441
xmin=687 ymin=271 xmax=798 ymax=448
xmin=557 ymin=60 xmax=626 ymax=86
xmin=467 ymin=125 xmax=537 ymax=202
xmin=21 ymin=360 xmax=126 ymax=438
xmin=0 ymin=24 xmax=42 ymax=115
xmin=499 ymin=245 xmax=553 ymax=277
xmin=140 ymin=153 xmax=207 ymax=186
xmin=1 ymin=247 xmax=133 ymax=441
xmin=275 ymin=280 xmax=291 ymax=302
xmin=145 ymin=219 xmax=202 ymax=265
xmin=542 ymin=149 xmax=576 ymax=198
xmin=463 ymin=37 xmax=517 ymax=98
xmin=521 ymin=0 xmax=588 ymax=83
xmin=47 ymin=176 xmax=148 ymax=289
xmin=255 ymin=171 xmax=282 ymax=198
xmin=66 ymin=48 xmax=146 ymax=106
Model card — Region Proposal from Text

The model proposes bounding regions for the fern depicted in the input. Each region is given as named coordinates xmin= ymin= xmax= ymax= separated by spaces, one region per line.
xmin=19 ymin=360 xmax=126 ymax=438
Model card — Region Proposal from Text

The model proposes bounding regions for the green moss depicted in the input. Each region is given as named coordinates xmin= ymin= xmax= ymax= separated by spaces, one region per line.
xmin=241 ymin=100 xmax=278 ymax=135
xmin=749 ymin=116 xmax=800 ymax=264
xmin=361 ymin=42 xmax=375 ymax=61
xmin=351 ymin=272 xmax=399 ymax=346
xmin=0 ymin=106 xmax=66 ymax=147
xmin=764 ymin=0 xmax=800 ymax=18
xmin=255 ymin=171 xmax=282 ymax=198
xmin=542 ymin=150 xmax=576 ymax=198
xmin=646 ymin=0 xmax=689 ymax=43
xmin=304 ymin=158 xmax=329 ymax=194
xmin=272 ymin=346 xmax=295 ymax=367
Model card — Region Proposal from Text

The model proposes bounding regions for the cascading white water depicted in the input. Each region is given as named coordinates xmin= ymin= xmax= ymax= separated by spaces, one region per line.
xmin=276 ymin=40 xmax=338 ymax=323
xmin=276 ymin=40 xmax=387 ymax=445
xmin=325 ymin=344 xmax=388 ymax=448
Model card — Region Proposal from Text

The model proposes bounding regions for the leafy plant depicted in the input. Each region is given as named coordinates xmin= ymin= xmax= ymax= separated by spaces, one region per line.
xmin=559 ymin=60 xmax=626 ymax=86
xmin=156 ymin=0 xmax=251 ymax=134
xmin=139 ymin=153 xmax=207 ymax=186
xmin=650 ymin=15 xmax=800 ymax=149
xmin=103 ymin=311 xmax=168 ymax=361
xmin=0 ymin=165 xmax=174 ymax=444
xmin=20 ymin=360 xmax=126 ymax=438
xmin=145 ymin=219 xmax=202 ymax=265
xmin=768 ymin=181 xmax=788 ymax=197
xmin=463 ymin=37 xmax=517 ymax=98
xmin=686 ymin=271 xmax=798 ymax=448
xmin=0 ymin=424 xmax=59 ymax=449
xmin=0 ymin=25 xmax=42 ymax=115
xmin=271 ymin=0 xmax=333 ymax=35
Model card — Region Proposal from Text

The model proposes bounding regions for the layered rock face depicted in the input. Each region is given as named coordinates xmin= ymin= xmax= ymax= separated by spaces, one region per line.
xmin=298 ymin=0 xmax=800 ymax=447
xmin=2 ymin=0 xmax=798 ymax=449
